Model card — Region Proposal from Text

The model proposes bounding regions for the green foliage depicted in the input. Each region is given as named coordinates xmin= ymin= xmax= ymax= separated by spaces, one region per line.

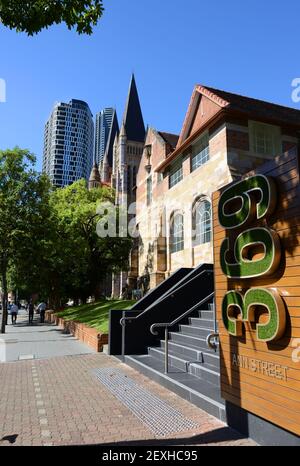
xmin=0 ymin=147 xmax=51 ymax=331
xmin=0 ymin=0 xmax=104 ymax=35
xmin=46 ymin=179 xmax=133 ymax=305
xmin=56 ymin=299 xmax=135 ymax=333
xmin=1 ymin=148 xmax=133 ymax=321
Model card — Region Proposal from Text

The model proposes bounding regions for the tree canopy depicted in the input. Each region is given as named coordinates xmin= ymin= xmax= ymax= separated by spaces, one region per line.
xmin=46 ymin=179 xmax=132 ymax=307
xmin=0 ymin=148 xmax=133 ymax=332
xmin=0 ymin=148 xmax=51 ymax=332
xmin=0 ymin=0 xmax=104 ymax=35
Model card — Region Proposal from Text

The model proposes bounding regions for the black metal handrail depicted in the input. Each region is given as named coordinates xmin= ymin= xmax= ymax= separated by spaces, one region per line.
xmin=119 ymin=269 xmax=213 ymax=328
xmin=150 ymin=291 xmax=215 ymax=373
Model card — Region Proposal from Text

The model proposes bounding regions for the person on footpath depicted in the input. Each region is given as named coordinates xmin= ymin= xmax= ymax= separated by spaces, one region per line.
xmin=10 ymin=302 xmax=19 ymax=325
xmin=28 ymin=300 xmax=34 ymax=325
xmin=37 ymin=301 xmax=46 ymax=323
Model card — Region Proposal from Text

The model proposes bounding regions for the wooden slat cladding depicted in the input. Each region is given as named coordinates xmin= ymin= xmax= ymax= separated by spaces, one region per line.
xmin=213 ymin=149 xmax=300 ymax=436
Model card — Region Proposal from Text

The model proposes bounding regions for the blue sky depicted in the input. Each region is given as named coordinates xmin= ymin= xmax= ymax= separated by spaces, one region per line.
xmin=0 ymin=0 xmax=300 ymax=171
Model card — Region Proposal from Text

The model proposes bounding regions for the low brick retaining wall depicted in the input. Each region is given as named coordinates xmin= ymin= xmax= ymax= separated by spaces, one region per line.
xmin=45 ymin=310 xmax=108 ymax=352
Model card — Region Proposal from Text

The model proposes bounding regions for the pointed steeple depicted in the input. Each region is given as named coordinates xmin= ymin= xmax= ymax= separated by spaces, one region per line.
xmin=113 ymin=132 xmax=118 ymax=148
xmin=122 ymin=74 xmax=145 ymax=142
xmin=102 ymin=150 xmax=110 ymax=183
xmin=120 ymin=121 xmax=126 ymax=138
xmin=88 ymin=161 xmax=101 ymax=190
xmin=104 ymin=109 xmax=119 ymax=168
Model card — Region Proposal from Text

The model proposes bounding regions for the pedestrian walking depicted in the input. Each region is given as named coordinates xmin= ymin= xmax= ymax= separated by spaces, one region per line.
xmin=28 ymin=300 xmax=34 ymax=324
xmin=37 ymin=301 xmax=46 ymax=323
xmin=10 ymin=302 xmax=19 ymax=325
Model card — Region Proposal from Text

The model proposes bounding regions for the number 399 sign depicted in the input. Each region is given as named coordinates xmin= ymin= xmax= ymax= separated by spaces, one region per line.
xmin=213 ymin=150 xmax=300 ymax=436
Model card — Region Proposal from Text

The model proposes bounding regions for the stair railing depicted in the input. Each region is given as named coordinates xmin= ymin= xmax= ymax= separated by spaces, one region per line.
xmin=206 ymin=332 xmax=219 ymax=351
xmin=119 ymin=269 xmax=213 ymax=358
xmin=206 ymin=297 xmax=220 ymax=351
xmin=150 ymin=292 xmax=215 ymax=374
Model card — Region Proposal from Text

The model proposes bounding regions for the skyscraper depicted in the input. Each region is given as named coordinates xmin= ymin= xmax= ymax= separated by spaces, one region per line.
xmin=94 ymin=108 xmax=119 ymax=166
xmin=43 ymin=99 xmax=94 ymax=187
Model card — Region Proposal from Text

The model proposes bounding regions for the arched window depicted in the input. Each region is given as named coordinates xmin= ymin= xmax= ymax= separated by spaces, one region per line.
xmin=170 ymin=213 xmax=184 ymax=253
xmin=193 ymin=198 xmax=212 ymax=245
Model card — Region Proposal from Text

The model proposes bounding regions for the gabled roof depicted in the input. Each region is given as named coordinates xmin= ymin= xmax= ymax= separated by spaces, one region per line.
xmin=158 ymin=131 xmax=179 ymax=151
xmin=178 ymin=84 xmax=300 ymax=146
xmin=122 ymin=74 xmax=145 ymax=143
xmin=202 ymin=85 xmax=300 ymax=125
xmin=157 ymin=84 xmax=300 ymax=172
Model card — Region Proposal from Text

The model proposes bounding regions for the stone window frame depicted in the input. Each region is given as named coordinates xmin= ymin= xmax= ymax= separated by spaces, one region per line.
xmin=249 ymin=120 xmax=282 ymax=157
xmin=192 ymin=196 xmax=212 ymax=246
xmin=190 ymin=132 xmax=210 ymax=172
xmin=170 ymin=211 xmax=184 ymax=253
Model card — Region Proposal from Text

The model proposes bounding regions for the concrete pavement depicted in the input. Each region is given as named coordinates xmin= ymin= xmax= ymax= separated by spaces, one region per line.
xmin=0 ymin=308 xmax=94 ymax=362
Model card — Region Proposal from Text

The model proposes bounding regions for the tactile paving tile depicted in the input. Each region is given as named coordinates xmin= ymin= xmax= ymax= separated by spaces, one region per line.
xmin=92 ymin=367 xmax=198 ymax=436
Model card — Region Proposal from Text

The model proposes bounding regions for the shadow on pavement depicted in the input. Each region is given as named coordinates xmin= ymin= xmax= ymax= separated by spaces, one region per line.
xmin=97 ymin=426 xmax=248 ymax=446
xmin=0 ymin=434 xmax=18 ymax=444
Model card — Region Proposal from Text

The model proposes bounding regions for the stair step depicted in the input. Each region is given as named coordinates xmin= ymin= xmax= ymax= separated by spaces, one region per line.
xmin=160 ymin=340 xmax=220 ymax=368
xmin=169 ymin=332 xmax=213 ymax=351
xmin=148 ymin=347 xmax=220 ymax=385
xmin=188 ymin=363 xmax=220 ymax=385
xmin=198 ymin=310 xmax=214 ymax=319
xmin=189 ymin=317 xmax=215 ymax=329
xmin=179 ymin=325 xmax=212 ymax=339
xmin=124 ymin=354 xmax=226 ymax=422
xmin=148 ymin=347 xmax=188 ymax=372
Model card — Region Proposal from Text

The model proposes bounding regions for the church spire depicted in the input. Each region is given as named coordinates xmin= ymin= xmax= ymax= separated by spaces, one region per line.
xmin=88 ymin=161 xmax=101 ymax=190
xmin=104 ymin=108 xmax=119 ymax=168
xmin=102 ymin=150 xmax=110 ymax=183
xmin=122 ymin=74 xmax=145 ymax=142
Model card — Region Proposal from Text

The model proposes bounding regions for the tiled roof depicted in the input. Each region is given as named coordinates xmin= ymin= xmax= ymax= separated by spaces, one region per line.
xmin=199 ymin=85 xmax=300 ymax=126
xmin=158 ymin=131 xmax=179 ymax=150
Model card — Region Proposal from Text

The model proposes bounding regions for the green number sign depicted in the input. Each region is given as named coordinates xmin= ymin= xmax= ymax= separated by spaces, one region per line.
xmin=219 ymin=174 xmax=286 ymax=343
xmin=218 ymin=174 xmax=277 ymax=229
xmin=222 ymin=288 xmax=286 ymax=342
xmin=220 ymin=227 xmax=281 ymax=279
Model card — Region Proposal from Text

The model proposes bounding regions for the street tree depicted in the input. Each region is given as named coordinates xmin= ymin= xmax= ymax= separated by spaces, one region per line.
xmin=0 ymin=0 xmax=104 ymax=35
xmin=0 ymin=148 xmax=51 ymax=333
xmin=48 ymin=179 xmax=133 ymax=307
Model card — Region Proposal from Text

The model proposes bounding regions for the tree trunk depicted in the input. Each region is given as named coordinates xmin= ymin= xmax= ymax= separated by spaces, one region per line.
xmin=1 ymin=259 xmax=8 ymax=334
xmin=49 ymin=291 xmax=61 ymax=311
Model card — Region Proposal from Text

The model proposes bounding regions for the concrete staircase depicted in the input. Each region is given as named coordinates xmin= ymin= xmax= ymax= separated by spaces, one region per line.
xmin=124 ymin=302 xmax=226 ymax=422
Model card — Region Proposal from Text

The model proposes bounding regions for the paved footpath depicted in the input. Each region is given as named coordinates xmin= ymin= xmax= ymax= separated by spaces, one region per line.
xmin=0 ymin=309 xmax=94 ymax=361
xmin=0 ymin=313 xmax=256 ymax=447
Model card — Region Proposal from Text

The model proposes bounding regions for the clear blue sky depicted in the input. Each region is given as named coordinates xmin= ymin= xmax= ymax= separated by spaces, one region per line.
xmin=0 ymin=0 xmax=300 ymax=171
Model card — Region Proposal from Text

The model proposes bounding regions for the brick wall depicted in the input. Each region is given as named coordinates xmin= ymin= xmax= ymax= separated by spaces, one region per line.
xmin=227 ymin=129 xmax=250 ymax=151
xmin=45 ymin=311 xmax=107 ymax=352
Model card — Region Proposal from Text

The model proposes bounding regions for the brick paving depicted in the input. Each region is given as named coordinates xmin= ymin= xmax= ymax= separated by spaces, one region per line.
xmin=0 ymin=353 xmax=256 ymax=446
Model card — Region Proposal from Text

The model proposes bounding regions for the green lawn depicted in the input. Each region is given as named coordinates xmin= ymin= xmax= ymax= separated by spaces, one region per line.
xmin=56 ymin=299 xmax=135 ymax=333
